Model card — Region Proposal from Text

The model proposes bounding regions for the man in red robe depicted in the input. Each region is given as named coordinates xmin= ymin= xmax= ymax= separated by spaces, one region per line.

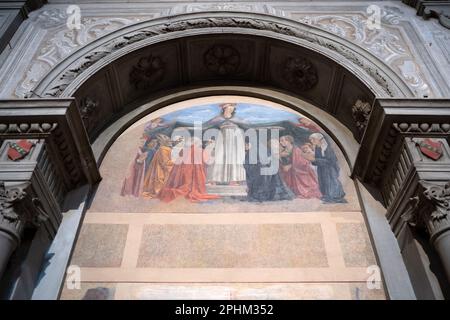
xmin=279 ymin=135 xmax=322 ymax=199
xmin=158 ymin=137 xmax=220 ymax=203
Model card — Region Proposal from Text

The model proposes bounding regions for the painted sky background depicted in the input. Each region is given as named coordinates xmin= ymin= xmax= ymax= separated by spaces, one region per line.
xmin=155 ymin=103 xmax=304 ymax=124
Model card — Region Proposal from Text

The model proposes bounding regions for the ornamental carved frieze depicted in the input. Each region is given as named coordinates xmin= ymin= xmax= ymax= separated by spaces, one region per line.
xmin=351 ymin=100 xmax=372 ymax=132
xmin=37 ymin=15 xmax=400 ymax=98
xmin=204 ymin=45 xmax=241 ymax=76
xmin=371 ymin=122 xmax=450 ymax=182
xmin=0 ymin=123 xmax=58 ymax=135
xmin=130 ymin=55 xmax=165 ymax=90
xmin=0 ymin=182 xmax=49 ymax=244
xmin=282 ymin=57 xmax=318 ymax=91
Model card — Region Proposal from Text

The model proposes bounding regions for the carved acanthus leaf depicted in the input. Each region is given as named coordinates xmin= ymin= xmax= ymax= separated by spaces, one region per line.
xmin=423 ymin=182 xmax=450 ymax=222
xmin=0 ymin=182 xmax=49 ymax=242
xmin=351 ymin=100 xmax=372 ymax=132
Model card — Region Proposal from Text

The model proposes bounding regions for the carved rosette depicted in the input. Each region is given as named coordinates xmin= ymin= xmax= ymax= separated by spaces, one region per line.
xmin=204 ymin=45 xmax=241 ymax=76
xmin=130 ymin=55 xmax=165 ymax=90
xmin=0 ymin=182 xmax=49 ymax=244
xmin=38 ymin=15 xmax=401 ymax=98
xmin=402 ymin=181 xmax=450 ymax=243
xmin=351 ymin=100 xmax=372 ymax=132
xmin=283 ymin=57 xmax=318 ymax=91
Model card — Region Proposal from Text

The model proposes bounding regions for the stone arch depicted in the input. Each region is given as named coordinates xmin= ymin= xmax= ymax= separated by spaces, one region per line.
xmin=26 ymin=12 xmax=418 ymax=300
xmin=28 ymin=12 xmax=414 ymax=145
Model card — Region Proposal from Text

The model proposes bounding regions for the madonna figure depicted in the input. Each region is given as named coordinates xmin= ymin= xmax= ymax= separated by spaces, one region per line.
xmin=205 ymin=103 xmax=246 ymax=185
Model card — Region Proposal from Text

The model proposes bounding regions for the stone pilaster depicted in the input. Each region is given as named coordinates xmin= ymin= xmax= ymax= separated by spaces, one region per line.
xmin=0 ymin=99 xmax=100 ymax=298
xmin=386 ymin=137 xmax=450 ymax=283
xmin=0 ymin=181 xmax=48 ymax=278
xmin=354 ymin=98 xmax=450 ymax=297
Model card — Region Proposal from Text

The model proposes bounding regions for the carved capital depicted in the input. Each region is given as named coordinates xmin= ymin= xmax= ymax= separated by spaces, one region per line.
xmin=0 ymin=182 xmax=49 ymax=244
xmin=402 ymin=181 xmax=450 ymax=243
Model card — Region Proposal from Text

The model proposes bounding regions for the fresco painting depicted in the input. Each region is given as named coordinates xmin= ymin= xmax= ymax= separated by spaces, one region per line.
xmin=119 ymin=101 xmax=348 ymax=207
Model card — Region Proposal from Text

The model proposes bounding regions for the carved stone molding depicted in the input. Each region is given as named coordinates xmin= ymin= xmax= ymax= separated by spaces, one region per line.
xmin=0 ymin=123 xmax=57 ymax=135
xmin=354 ymin=99 xmax=450 ymax=185
xmin=283 ymin=57 xmax=318 ymax=91
xmin=204 ymin=44 xmax=241 ymax=76
xmin=0 ymin=99 xmax=101 ymax=186
xmin=351 ymin=99 xmax=372 ymax=132
xmin=29 ymin=12 xmax=411 ymax=99
xmin=403 ymin=0 xmax=450 ymax=29
xmin=130 ymin=55 xmax=165 ymax=90
xmin=0 ymin=182 xmax=49 ymax=244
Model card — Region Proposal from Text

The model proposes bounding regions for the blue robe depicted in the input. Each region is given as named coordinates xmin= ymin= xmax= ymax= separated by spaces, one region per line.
xmin=312 ymin=145 xmax=346 ymax=203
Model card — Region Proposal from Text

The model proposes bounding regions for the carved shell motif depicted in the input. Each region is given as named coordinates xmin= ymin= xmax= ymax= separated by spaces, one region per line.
xmin=204 ymin=45 xmax=241 ymax=76
xmin=283 ymin=57 xmax=318 ymax=91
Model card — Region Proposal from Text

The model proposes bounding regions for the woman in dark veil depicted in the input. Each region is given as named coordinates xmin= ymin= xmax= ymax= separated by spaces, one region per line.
xmin=243 ymin=138 xmax=294 ymax=202
xmin=309 ymin=133 xmax=347 ymax=203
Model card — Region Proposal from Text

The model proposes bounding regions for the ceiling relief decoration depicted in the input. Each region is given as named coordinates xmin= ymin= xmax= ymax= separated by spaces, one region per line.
xmin=282 ymin=57 xmax=318 ymax=92
xmin=294 ymin=9 xmax=432 ymax=97
xmin=1 ymin=3 xmax=447 ymax=100
xmin=204 ymin=45 xmax=241 ymax=76
xmin=17 ymin=8 xmax=141 ymax=98
xmin=130 ymin=54 xmax=166 ymax=90
xmin=30 ymin=12 xmax=409 ymax=99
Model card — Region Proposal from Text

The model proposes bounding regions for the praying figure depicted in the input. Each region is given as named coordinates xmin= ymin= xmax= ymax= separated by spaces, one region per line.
xmin=279 ymin=135 xmax=322 ymax=199
xmin=158 ymin=137 xmax=220 ymax=202
xmin=309 ymin=133 xmax=346 ymax=203
xmin=120 ymin=137 xmax=148 ymax=197
xmin=142 ymin=134 xmax=175 ymax=198
xmin=244 ymin=139 xmax=294 ymax=202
